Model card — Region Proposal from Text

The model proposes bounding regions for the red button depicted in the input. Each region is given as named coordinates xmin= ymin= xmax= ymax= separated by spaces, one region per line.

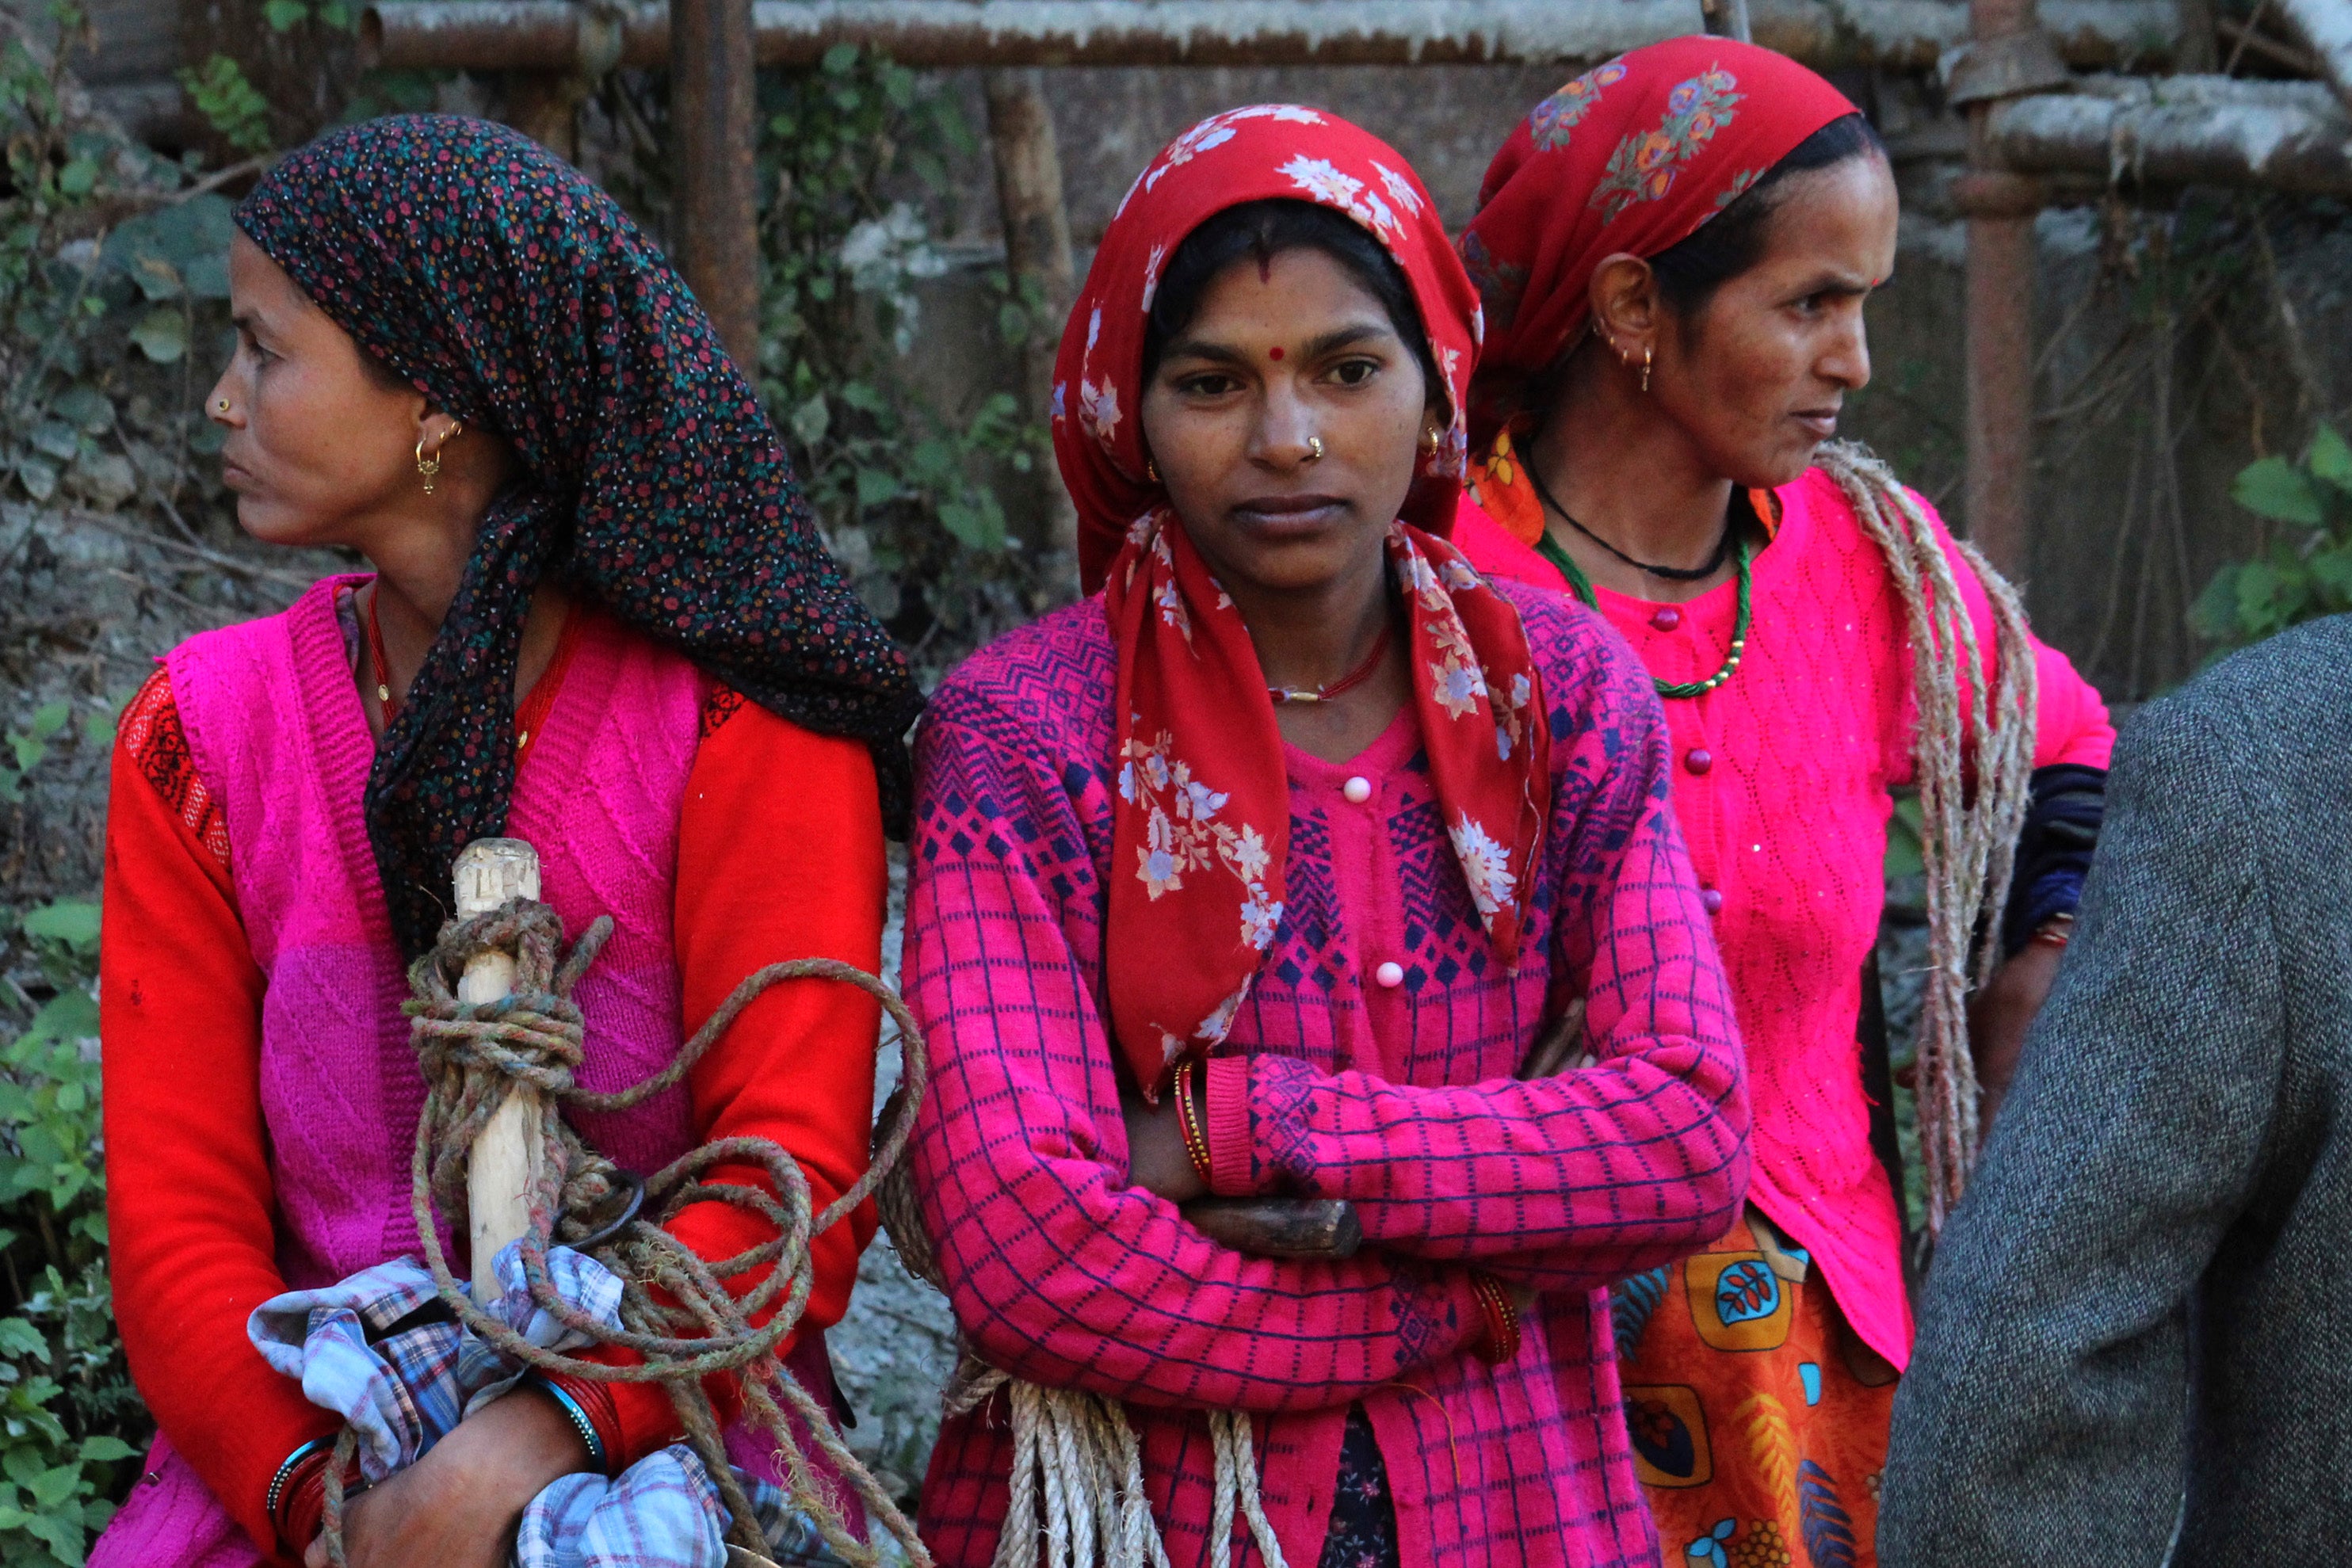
xmin=1650 ymin=606 xmax=1682 ymax=631
xmin=1685 ymin=747 xmax=1713 ymax=776
xmin=1700 ymin=887 xmax=1724 ymax=914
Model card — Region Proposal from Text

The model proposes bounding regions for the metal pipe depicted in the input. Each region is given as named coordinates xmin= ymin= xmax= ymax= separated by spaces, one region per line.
xmin=361 ymin=0 xmax=2181 ymax=73
xmin=672 ymin=0 xmax=762 ymax=369
xmin=1988 ymin=75 xmax=2352 ymax=194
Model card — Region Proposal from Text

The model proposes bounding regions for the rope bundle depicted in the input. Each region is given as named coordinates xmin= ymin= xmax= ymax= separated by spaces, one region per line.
xmin=877 ymin=1136 xmax=1285 ymax=1568
xmin=315 ymin=898 xmax=934 ymax=1568
xmin=1817 ymin=442 xmax=2039 ymax=1236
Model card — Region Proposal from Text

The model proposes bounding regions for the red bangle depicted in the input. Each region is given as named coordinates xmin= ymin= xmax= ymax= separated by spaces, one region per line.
xmin=1172 ymin=1059 xmax=1213 ymax=1186
xmin=2029 ymin=914 xmax=2074 ymax=951
xmin=270 ymin=1439 xmax=361 ymax=1558
xmin=1469 ymin=1272 xmax=1522 ymax=1365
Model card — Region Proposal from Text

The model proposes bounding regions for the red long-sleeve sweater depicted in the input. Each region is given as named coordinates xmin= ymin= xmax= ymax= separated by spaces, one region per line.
xmin=102 ymin=633 xmax=884 ymax=1555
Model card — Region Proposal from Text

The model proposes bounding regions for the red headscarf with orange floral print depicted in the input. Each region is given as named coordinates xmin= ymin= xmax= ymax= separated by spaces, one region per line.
xmin=1051 ymin=106 xmax=1550 ymax=1096
xmin=1456 ymin=36 xmax=1859 ymax=451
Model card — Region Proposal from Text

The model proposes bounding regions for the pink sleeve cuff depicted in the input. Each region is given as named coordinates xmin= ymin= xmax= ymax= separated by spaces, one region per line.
xmin=1205 ymin=1055 xmax=1255 ymax=1198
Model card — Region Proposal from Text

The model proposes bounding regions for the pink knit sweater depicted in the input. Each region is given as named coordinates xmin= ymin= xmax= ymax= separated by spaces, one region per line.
xmin=904 ymin=584 xmax=1749 ymax=1568
xmin=1455 ymin=467 xmax=2115 ymax=1368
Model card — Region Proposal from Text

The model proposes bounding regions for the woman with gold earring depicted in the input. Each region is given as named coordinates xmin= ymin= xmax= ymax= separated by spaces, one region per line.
xmin=93 ymin=114 xmax=918 ymax=1566
xmin=1449 ymin=38 xmax=2115 ymax=1564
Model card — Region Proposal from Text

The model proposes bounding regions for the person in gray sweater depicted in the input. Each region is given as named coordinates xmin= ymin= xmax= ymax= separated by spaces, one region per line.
xmin=1877 ymin=613 xmax=2352 ymax=1563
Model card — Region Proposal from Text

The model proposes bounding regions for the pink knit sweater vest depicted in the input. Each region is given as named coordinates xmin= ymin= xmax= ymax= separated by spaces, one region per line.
xmin=164 ymin=574 xmax=702 ymax=1288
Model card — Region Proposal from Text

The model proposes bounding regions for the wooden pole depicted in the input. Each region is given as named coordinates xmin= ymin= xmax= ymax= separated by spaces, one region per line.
xmin=672 ymin=0 xmax=762 ymax=370
xmin=1955 ymin=0 xmax=2059 ymax=582
xmin=455 ymin=837 xmax=545 ymax=1303
xmin=983 ymin=68 xmax=1079 ymax=568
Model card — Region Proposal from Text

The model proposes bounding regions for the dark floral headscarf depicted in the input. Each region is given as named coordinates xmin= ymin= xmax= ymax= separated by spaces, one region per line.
xmin=235 ymin=115 xmax=922 ymax=957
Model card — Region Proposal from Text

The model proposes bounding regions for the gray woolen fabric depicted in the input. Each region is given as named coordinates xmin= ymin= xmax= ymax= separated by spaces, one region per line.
xmin=1878 ymin=613 xmax=2352 ymax=1565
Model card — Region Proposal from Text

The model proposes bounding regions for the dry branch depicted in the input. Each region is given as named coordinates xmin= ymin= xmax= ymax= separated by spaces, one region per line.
xmin=1988 ymin=74 xmax=2352 ymax=193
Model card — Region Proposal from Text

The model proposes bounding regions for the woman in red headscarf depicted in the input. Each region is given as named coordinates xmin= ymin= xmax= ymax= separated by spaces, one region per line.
xmin=1450 ymin=36 xmax=2116 ymax=1564
xmin=900 ymin=107 xmax=1749 ymax=1567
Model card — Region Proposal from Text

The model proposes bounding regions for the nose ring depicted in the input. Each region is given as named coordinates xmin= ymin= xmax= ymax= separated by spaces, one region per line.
xmin=214 ymin=398 xmax=230 ymax=414
xmin=1305 ymin=436 xmax=1324 ymax=463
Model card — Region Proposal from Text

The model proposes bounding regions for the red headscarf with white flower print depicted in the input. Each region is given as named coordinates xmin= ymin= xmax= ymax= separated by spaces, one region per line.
xmin=1456 ymin=36 xmax=1858 ymax=447
xmin=1052 ymin=106 xmax=1550 ymax=1096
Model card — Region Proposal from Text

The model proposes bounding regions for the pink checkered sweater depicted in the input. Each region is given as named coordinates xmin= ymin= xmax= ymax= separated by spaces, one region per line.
xmin=903 ymin=583 xmax=1749 ymax=1568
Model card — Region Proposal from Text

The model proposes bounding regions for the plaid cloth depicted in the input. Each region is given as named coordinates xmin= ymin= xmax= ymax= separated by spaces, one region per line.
xmin=248 ymin=1246 xmax=829 ymax=1566
xmin=905 ymin=586 xmax=1749 ymax=1568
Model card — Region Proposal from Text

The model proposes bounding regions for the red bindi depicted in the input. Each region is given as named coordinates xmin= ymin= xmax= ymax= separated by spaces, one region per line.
xmin=1268 ymin=346 xmax=1285 ymax=361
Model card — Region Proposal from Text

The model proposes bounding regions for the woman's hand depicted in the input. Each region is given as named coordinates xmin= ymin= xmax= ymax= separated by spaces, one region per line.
xmin=1120 ymin=1074 xmax=1209 ymax=1204
xmin=1968 ymin=937 xmax=2064 ymax=1133
xmin=303 ymin=1387 xmax=593 ymax=1568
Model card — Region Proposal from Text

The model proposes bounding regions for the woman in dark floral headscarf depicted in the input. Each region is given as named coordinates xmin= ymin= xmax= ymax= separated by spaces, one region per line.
xmin=94 ymin=115 xmax=910 ymax=1565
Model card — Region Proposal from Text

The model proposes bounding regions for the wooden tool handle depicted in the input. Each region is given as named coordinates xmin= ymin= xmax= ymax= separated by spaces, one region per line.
xmin=455 ymin=837 xmax=544 ymax=1302
xmin=1181 ymin=1197 xmax=1362 ymax=1261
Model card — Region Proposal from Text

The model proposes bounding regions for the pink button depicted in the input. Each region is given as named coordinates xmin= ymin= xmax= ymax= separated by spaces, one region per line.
xmin=1374 ymin=961 xmax=1405 ymax=989
xmin=1700 ymin=887 xmax=1724 ymax=915
xmin=1342 ymin=776 xmax=1373 ymax=804
xmin=1685 ymin=747 xmax=1713 ymax=776
xmin=1650 ymin=606 xmax=1682 ymax=631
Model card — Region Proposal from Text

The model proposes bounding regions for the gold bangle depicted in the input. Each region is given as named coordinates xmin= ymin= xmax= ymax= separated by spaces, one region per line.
xmin=1173 ymin=1060 xmax=1213 ymax=1185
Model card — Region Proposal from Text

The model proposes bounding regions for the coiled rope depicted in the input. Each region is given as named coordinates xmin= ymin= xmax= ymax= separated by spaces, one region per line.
xmin=1817 ymin=441 xmax=2038 ymax=1236
xmin=877 ymin=1138 xmax=1284 ymax=1568
xmin=315 ymin=897 xmax=934 ymax=1568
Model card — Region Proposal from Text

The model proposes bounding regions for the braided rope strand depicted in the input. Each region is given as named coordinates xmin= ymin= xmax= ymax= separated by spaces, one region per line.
xmin=318 ymin=898 xmax=933 ymax=1568
xmin=1816 ymin=441 xmax=2038 ymax=1236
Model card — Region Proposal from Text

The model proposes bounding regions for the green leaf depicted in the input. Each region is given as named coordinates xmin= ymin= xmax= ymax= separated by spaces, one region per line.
xmin=29 ymin=704 xmax=69 ymax=742
xmin=55 ymin=158 xmax=97 ymax=198
xmin=29 ymin=422 xmax=78 ymax=462
xmin=262 ymin=0 xmax=309 ymax=27
xmin=853 ymin=467 xmax=900 ymax=508
xmin=788 ymin=391 xmax=829 ymax=448
xmin=80 ymin=710 xmax=113 ymax=748
xmin=75 ymin=1437 xmax=131 ymax=1465
xmin=823 ymin=42 xmax=860 ymax=73
xmin=22 ymin=902 xmax=97 ymax=952
xmin=27 ymin=992 xmax=97 ymax=1045
xmin=2 ymin=1444 xmax=43 ymax=1484
xmin=2309 ymin=425 xmax=2352 ymax=496
xmin=10 ymin=734 xmax=45 ymax=773
xmin=2232 ymin=456 xmax=2323 ymax=525
xmin=17 ymin=459 xmax=57 ymax=503
xmin=318 ymin=0 xmax=351 ymax=24
xmin=128 ymin=308 xmax=187 ymax=364
xmin=841 ymin=381 xmax=887 ymax=414
xmin=2189 ymin=566 xmax=2244 ymax=641
xmin=129 ymin=254 xmax=181 ymax=303
xmin=49 ymin=386 xmax=112 ymax=434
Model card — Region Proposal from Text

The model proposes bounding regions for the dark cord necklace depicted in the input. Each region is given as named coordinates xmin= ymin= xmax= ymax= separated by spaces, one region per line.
xmin=1524 ymin=455 xmax=1732 ymax=582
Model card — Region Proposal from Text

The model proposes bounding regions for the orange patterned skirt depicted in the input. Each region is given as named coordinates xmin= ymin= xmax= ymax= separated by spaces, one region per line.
xmin=1613 ymin=1208 xmax=1897 ymax=1568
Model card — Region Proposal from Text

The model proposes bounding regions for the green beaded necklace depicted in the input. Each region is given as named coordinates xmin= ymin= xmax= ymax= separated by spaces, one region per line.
xmin=1536 ymin=528 xmax=1754 ymax=700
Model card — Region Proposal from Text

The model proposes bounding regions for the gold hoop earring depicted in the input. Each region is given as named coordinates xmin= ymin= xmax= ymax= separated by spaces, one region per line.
xmin=1421 ymin=425 xmax=1442 ymax=456
xmin=1640 ymin=346 xmax=1653 ymax=396
xmin=1305 ymin=435 xmax=1324 ymax=463
xmin=1145 ymin=457 xmax=1159 ymax=483
xmin=415 ymin=420 xmax=464 ymax=495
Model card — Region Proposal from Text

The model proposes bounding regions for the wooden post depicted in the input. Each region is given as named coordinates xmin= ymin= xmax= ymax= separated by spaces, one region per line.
xmin=455 ymin=837 xmax=545 ymax=1303
xmin=504 ymin=71 xmax=582 ymax=160
xmin=984 ymin=68 xmax=1079 ymax=567
xmin=1952 ymin=0 xmax=2068 ymax=581
xmin=673 ymin=0 xmax=762 ymax=371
